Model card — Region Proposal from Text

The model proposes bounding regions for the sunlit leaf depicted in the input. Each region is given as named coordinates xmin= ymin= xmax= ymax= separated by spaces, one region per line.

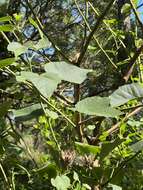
xmin=75 ymin=142 xmax=100 ymax=155
xmin=0 ymin=24 xmax=14 ymax=32
xmin=34 ymin=37 xmax=51 ymax=50
xmin=0 ymin=58 xmax=15 ymax=68
xmin=75 ymin=96 xmax=121 ymax=117
xmin=73 ymin=172 xmax=79 ymax=182
xmin=51 ymin=175 xmax=71 ymax=190
xmin=110 ymin=83 xmax=143 ymax=107
xmin=45 ymin=109 xmax=58 ymax=120
xmin=13 ymin=13 xmax=23 ymax=21
xmin=0 ymin=16 xmax=12 ymax=22
xmin=121 ymin=3 xmax=131 ymax=14
xmin=17 ymin=72 xmax=61 ymax=98
xmin=13 ymin=104 xmax=43 ymax=121
xmin=7 ymin=42 xmax=28 ymax=57
xmin=108 ymin=184 xmax=122 ymax=190
xmin=45 ymin=61 xmax=92 ymax=84
xmin=82 ymin=184 xmax=91 ymax=190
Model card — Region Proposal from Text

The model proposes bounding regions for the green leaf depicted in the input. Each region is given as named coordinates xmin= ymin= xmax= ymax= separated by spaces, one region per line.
xmin=45 ymin=61 xmax=92 ymax=84
xmin=73 ymin=171 xmax=79 ymax=182
xmin=0 ymin=101 xmax=11 ymax=117
xmin=0 ymin=16 xmax=12 ymax=22
xmin=13 ymin=104 xmax=44 ymax=121
xmin=17 ymin=72 xmax=61 ymax=98
xmin=34 ymin=37 xmax=51 ymax=50
xmin=108 ymin=184 xmax=122 ymax=190
xmin=82 ymin=184 xmax=91 ymax=190
xmin=100 ymin=138 xmax=124 ymax=160
xmin=75 ymin=142 xmax=100 ymax=155
xmin=7 ymin=42 xmax=28 ymax=57
xmin=75 ymin=96 xmax=121 ymax=117
xmin=51 ymin=175 xmax=71 ymax=190
xmin=46 ymin=109 xmax=58 ymax=119
xmin=34 ymin=164 xmax=57 ymax=179
xmin=13 ymin=13 xmax=23 ymax=21
xmin=0 ymin=24 xmax=14 ymax=32
xmin=0 ymin=58 xmax=15 ymax=68
xmin=121 ymin=3 xmax=131 ymax=14
xmin=110 ymin=83 xmax=143 ymax=107
xmin=130 ymin=140 xmax=143 ymax=153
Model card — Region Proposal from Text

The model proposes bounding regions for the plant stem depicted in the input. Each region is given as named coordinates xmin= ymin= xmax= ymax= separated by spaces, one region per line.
xmin=101 ymin=151 xmax=141 ymax=188
xmin=41 ymin=103 xmax=61 ymax=151
xmin=77 ymin=0 xmax=116 ymax=65
xmin=41 ymin=95 xmax=76 ymax=127
xmin=0 ymin=162 xmax=11 ymax=190
xmin=25 ymin=0 xmax=72 ymax=63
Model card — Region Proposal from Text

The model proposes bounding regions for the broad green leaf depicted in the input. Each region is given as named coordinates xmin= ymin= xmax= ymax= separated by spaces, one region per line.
xmin=7 ymin=42 xmax=28 ymax=57
xmin=34 ymin=37 xmax=51 ymax=50
xmin=51 ymin=175 xmax=71 ymax=190
xmin=0 ymin=58 xmax=15 ymax=68
xmin=13 ymin=104 xmax=43 ymax=121
xmin=100 ymin=138 xmax=124 ymax=160
xmin=75 ymin=142 xmax=100 ymax=155
xmin=24 ymin=37 xmax=51 ymax=50
xmin=75 ymin=96 xmax=121 ymax=117
xmin=45 ymin=109 xmax=58 ymax=119
xmin=45 ymin=61 xmax=92 ymax=84
xmin=0 ymin=16 xmax=12 ymax=22
xmin=0 ymin=24 xmax=14 ymax=32
xmin=130 ymin=140 xmax=143 ymax=153
xmin=110 ymin=83 xmax=143 ymax=107
xmin=17 ymin=71 xmax=61 ymax=98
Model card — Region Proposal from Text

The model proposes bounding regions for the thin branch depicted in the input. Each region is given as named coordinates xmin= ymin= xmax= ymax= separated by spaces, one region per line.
xmin=7 ymin=115 xmax=38 ymax=168
xmin=107 ymin=107 xmax=142 ymax=135
xmin=78 ymin=116 xmax=97 ymax=125
xmin=137 ymin=3 xmax=143 ymax=10
xmin=130 ymin=0 xmax=143 ymax=31
xmin=77 ymin=0 xmax=116 ymax=65
xmin=123 ymin=44 xmax=143 ymax=82
xmin=40 ymin=95 xmax=76 ymax=127
xmin=88 ymin=2 xmax=131 ymax=60
xmin=0 ymin=162 xmax=11 ymax=190
xmin=54 ymin=92 xmax=74 ymax=106
xmin=41 ymin=102 xmax=61 ymax=151
xmin=73 ymin=0 xmax=116 ymax=141
xmin=122 ymin=1 xmax=143 ymax=82
xmin=25 ymin=0 xmax=72 ymax=63
xmin=74 ymin=0 xmax=117 ymax=68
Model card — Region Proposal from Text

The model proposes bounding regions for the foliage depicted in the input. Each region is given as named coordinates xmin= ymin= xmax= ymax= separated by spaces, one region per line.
xmin=0 ymin=0 xmax=143 ymax=190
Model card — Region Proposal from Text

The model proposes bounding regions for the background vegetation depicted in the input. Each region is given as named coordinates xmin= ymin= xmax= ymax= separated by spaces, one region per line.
xmin=0 ymin=0 xmax=143 ymax=189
